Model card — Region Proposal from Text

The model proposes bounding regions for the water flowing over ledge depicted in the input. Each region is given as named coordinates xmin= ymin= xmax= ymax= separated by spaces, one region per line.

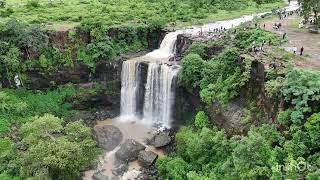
xmin=119 ymin=0 xmax=299 ymax=127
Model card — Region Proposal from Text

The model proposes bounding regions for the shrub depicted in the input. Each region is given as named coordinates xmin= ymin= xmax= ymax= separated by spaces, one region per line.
xmin=26 ymin=0 xmax=40 ymax=8
xmin=194 ymin=111 xmax=209 ymax=129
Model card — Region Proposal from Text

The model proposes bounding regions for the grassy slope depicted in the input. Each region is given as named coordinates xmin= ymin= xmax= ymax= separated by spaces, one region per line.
xmin=1 ymin=0 xmax=285 ymax=30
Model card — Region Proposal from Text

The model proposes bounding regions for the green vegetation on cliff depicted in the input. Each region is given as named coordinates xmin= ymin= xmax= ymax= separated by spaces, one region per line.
xmin=160 ymin=25 xmax=320 ymax=179
xmin=158 ymin=68 xmax=320 ymax=179
xmin=179 ymin=28 xmax=283 ymax=104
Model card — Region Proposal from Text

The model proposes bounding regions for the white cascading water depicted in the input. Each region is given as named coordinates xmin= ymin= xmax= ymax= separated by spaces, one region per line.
xmin=146 ymin=32 xmax=178 ymax=59
xmin=142 ymin=64 xmax=179 ymax=127
xmin=120 ymin=1 xmax=299 ymax=127
xmin=120 ymin=34 xmax=179 ymax=127
xmin=120 ymin=60 xmax=140 ymax=117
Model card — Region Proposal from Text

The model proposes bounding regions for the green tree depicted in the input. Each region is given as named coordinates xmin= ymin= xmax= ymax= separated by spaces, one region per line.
xmin=0 ymin=0 xmax=6 ymax=8
xmin=232 ymin=128 xmax=274 ymax=179
xmin=194 ymin=111 xmax=209 ymax=129
xmin=156 ymin=157 xmax=189 ymax=180
xmin=304 ymin=113 xmax=320 ymax=149
xmin=282 ymin=69 xmax=320 ymax=123
xmin=20 ymin=114 xmax=100 ymax=179
xmin=1 ymin=47 xmax=22 ymax=82
xmin=179 ymin=53 xmax=205 ymax=90
xmin=299 ymin=0 xmax=320 ymax=27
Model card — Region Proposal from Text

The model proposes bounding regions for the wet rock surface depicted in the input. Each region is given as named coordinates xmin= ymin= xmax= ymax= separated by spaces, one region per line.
xmin=150 ymin=132 xmax=172 ymax=148
xmin=93 ymin=125 xmax=123 ymax=151
xmin=138 ymin=151 xmax=158 ymax=168
xmin=92 ymin=171 xmax=109 ymax=180
xmin=115 ymin=139 xmax=146 ymax=162
xmin=112 ymin=162 xmax=129 ymax=176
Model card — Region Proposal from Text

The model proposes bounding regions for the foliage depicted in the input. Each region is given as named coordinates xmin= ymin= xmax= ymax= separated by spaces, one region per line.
xmin=157 ymin=108 xmax=320 ymax=179
xmin=156 ymin=157 xmax=190 ymax=180
xmin=0 ymin=85 xmax=104 ymax=179
xmin=20 ymin=114 xmax=100 ymax=179
xmin=26 ymin=0 xmax=40 ymax=8
xmin=157 ymin=112 xmax=294 ymax=179
xmin=179 ymin=28 xmax=283 ymax=105
xmin=232 ymin=129 xmax=274 ymax=179
xmin=282 ymin=69 xmax=320 ymax=124
xmin=0 ymin=0 xmax=6 ymax=8
xmin=194 ymin=111 xmax=209 ymax=129
xmin=179 ymin=53 xmax=205 ymax=90
xmin=298 ymin=0 xmax=320 ymax=28
xmin=304 ymin=113 xmax=320 ymax=149
xmin=1 ymin=0 xmax=284 ymax=27
xmin=265 ymin=76 xmax=285 ymax=98
xmin=185 ymin=42 xmax=208 ymax=59
xmin=235 ymin=28 xmax=282 ymax=50
xmin=200 ymin=48 xmax=247 ymax=104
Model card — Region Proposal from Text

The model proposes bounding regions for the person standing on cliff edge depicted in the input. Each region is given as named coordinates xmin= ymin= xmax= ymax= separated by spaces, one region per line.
xmin=282 ymin=32 xmax=287 ymax=39
xmin=300 ymin=46 xmax=304 ymax=56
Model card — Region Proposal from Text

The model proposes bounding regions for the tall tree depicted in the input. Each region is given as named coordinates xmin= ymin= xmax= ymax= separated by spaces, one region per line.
xmin=299 ymin=0 xmax=320 ymax=27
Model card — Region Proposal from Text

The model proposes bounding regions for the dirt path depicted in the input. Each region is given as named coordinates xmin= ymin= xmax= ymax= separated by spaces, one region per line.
xmin=261 ymin=15 xmax=320 ymax=70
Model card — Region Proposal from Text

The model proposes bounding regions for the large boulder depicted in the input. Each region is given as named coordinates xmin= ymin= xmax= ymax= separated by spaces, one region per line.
xmin=207 ymin=101 xmax=246 ymax=135
xmin=151 ymin=132 xmax=171 ymax=148
xmin=92 ymin=171 xmax=108 ymax=180
xmin=93 ymin=125 xmax=123 ymax=151
xmin=138 ymin=151 xmax=158 ymax=168
xmin=115 ymin=139 xmax=146 ymax=162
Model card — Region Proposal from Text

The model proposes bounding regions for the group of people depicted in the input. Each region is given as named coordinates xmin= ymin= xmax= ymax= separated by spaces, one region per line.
xmin=194 ymin=26 xmax=229 ymax=37
xmin=277 ymin=8 xmax=298 ymax=20
xmin=273 ymin=22 xmax=282 ymax=30
xmin=251 ymin=40 xmax=268 ymax=53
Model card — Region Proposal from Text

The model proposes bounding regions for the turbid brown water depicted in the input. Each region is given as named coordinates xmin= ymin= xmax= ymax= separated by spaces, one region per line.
xmin=83 ymin=118 xmax=164 ymax=180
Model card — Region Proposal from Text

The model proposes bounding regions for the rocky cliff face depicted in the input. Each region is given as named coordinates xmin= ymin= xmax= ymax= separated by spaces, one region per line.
xmin=174 ymin=35 xmax=280 ymax=135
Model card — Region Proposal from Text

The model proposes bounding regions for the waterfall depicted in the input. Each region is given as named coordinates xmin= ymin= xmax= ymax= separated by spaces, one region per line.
xmin=143 ymin=64 xmax=179 ymax=127
xmin=119 ymin=5 xmax=302 ymax=126
xmin=120 ymin=60 xmax=141 ymax=117
xmin=120 ymin=30 xmax=179 ymax=127
xmin=146 ymin=32 xmax=178 ymax=59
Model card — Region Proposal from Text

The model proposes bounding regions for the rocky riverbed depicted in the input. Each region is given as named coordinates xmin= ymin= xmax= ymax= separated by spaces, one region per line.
xmin=83 ymin=118 xmax=172 ymax=180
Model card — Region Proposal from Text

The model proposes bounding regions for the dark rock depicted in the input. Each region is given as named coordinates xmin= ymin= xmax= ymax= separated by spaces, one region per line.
xmin=207 ymin=101 xmax=246 ymax=135
xmin=92 ymin=171 xmax=108 ymax=180
xmin=175 ymin=34 xmax=194 ymax=59
xmin=93 ymin=125 xmax=123 ymax=151
xmin=151 ymin=132 xmax=171 ymax=148
xmin=112 ymin=163 xmax=128 ymax=176
xmin=115 ymin=139 xmax=146 ymax=162
xmin=138 ymin=151 xmax=158 ymax=168
xmin=139 ymin=165 xmax=160 ymax=179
